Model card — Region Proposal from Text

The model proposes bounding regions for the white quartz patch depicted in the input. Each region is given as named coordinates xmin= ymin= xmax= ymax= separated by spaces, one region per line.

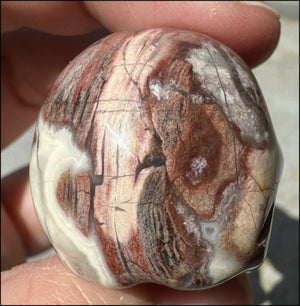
xmin=208 ymin=246 xmax=244 ymax=284
xmin=186 ymin=155 xmax=208 ymax=185
xmin=185 ymin=42 xmax=269 ymax=146
xmin=29 ymin=116 xmax=119 ymax=288
xmin=191 ymin=93 xmax=204 ymax=104
xmin=192 ymin=156 xmax=207 ymax=175
xmin=149 ymin=79 xmax=176 ymax=101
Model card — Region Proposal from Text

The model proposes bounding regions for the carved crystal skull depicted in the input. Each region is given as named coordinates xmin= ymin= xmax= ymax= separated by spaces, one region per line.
xmin=29 ymin=28 xmax=282 ymax=290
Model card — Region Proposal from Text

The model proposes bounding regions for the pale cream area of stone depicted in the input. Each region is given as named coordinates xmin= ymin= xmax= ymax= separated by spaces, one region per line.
xmin=90 ymin=31 xmax=177 ymax=248
xmin=223 ymin=149 xmax=276 ymax=258
xmin=29 ymin=116 xmax=119 ymax=288
xmin=208 ymin=246 xmax=244 ymax=284
xmin=91 ymin=30 xmax=174 ymax=179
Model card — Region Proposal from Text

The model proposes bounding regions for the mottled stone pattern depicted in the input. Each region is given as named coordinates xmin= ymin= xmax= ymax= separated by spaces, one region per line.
xmin=30 ymin=28 xmax=282 ymax=289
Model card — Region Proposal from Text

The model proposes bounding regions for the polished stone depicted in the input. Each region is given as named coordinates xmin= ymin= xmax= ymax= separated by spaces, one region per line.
xmin=29 ymin=28 xmax=282 ymax=289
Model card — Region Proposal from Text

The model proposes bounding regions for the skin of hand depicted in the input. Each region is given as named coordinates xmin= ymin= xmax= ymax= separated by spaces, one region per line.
xmin=1 ymin=1 xmax=280 ymax=304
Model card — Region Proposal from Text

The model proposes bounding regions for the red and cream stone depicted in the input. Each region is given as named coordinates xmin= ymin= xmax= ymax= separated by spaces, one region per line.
xmin=29 ymin=28 xmax=282 ymax=289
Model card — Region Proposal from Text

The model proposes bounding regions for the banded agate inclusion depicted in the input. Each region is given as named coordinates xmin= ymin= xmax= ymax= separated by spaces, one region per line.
xmin=29 ymin=28 xmax=282 ymax=290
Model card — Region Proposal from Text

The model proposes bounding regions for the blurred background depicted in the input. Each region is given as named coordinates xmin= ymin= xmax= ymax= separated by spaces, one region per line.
xmin=1 ymin=1 xmax=299 ymax=304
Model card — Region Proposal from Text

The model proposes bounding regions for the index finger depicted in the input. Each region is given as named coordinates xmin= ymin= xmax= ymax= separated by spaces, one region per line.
xmin=1 ymin=1 xmax=280 ymax=67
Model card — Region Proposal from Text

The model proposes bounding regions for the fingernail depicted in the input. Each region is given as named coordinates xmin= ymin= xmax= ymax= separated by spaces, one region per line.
xmin=241 ymin=1 xmax=280 ymax=19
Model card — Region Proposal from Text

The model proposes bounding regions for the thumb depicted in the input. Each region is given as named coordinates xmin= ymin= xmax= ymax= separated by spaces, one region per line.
xmin=1 ymin=254 xmax=252 ymax=305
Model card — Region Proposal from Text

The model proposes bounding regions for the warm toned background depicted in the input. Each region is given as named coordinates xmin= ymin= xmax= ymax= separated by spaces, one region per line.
xmin=1 ymin=1 xmax=299 ymax=304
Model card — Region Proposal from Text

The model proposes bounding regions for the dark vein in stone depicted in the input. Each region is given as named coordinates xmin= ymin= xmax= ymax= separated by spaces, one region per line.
xmin=72 ymin=88 xmax=82 ymax=121
xmin=114 ymin=220 xmax=136 ymax=280
xmin=77 ymin=86 xmax=91 ymax=129
xmin=135 ymin=152 xmax=166 ymax=182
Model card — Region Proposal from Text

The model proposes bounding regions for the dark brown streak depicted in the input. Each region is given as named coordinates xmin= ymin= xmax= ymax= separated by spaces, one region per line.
xmin=176 ymin=123 xmax=185 ymax=148
xmin=77 ymin=86 xmax=91 ymax=130
xmin=110 ymin=174 xmax=135 ymax=180
xmin=71 ymin=87 xmax=82 ymax=122
xmin=153 ymin=128 xmax=163 ymax=145
xmin=62 ymin=88 xmax=69 ymax=120
xmin=114 ymin=206 xmax=127 ymax=212
xmin=48 ymin=87 xmax=62 ymax=119
xmin=113 ymin=220 xmax=136 ymax=280
xmin=135 ymin=152 xmax=166 ymax=183
xmin=174 ymin=88 xmax=188 ymax=97
xmin=84 ymin=80 xmax=106 ymax=149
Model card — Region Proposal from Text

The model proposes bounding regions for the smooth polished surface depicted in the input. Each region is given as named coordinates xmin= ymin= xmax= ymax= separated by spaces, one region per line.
xmin=29 ymin=28 xmax=282 ymax=289
xmin=2 ymin=10 xmax=298 ymax=303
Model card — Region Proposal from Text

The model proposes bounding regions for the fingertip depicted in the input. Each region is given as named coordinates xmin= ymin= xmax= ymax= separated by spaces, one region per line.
xmin=151 ymin=274 xmax=253 ymax=305
xmin=1 ymin=1 xmax=100 ymax=35
xmin=1 ymin=204 xmax=27 ymax=270
xmin=1 ymin=254 xmax=253 ymax=305
xmin=84 ymin=1 xmax=280 ymax=67
xmin=1 ymin=167 xmax=50 ymax=257
xmin=1 ymin=255 xmax=154 ymax=305
xmin=2 ymin=1 xmax=281 ymax=67
xmin=235 ymin=1 xmax=281 ymax=67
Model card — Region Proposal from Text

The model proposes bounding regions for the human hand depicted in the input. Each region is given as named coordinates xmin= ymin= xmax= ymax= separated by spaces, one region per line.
xmin=1 ymin=1 xmax=280 ymax=304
